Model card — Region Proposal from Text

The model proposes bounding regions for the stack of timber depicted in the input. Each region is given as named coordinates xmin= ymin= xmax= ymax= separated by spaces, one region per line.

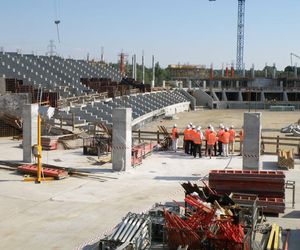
xmin=41 ymin=136 xmax=58 ymax=150
xmin=278 ymin=149 xmax=294 ymax=169
xmin=209 ymin=170 xmax=285 ymax=214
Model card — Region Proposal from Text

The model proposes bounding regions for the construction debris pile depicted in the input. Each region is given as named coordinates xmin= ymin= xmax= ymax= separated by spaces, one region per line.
xmin=208 ymin=170 xmax=286 ymax=215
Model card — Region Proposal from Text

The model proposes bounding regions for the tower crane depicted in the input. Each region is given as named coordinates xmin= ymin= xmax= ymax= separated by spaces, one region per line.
xmin=290 ymin=53 xmax=300 ymax=66
xmin=209 ymin=0 xmax=246 ymax=73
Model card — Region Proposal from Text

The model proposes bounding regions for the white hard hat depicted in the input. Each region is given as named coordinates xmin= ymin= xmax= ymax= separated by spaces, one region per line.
xmin=230 ymin=125 xmax=234 ymax=129
xmin=221 ymin=125 xmax=225 ymax=129
xmin=192 ymin=125 xmax=196 ymax=129
xmin=197 ymin=127 xmax=201 ymax=131
xmin=189 ymin=122 xmax=193 ymax=126
xmin=219 ymin=123 xmax=223 ymax=127
xmin=174 ymin=124 xmax=177 ymax=127
xmin=187 ymin=125 xmax=190 ymax=128
xmin=225 ymin=127 xmax=229 ymax=131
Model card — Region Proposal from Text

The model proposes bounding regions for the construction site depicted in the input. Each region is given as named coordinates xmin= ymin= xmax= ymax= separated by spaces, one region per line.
xmin=1 ymin=0 xmax=300 ymax=250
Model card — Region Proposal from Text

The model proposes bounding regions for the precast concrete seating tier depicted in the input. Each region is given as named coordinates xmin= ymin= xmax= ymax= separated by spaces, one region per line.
xmin=51 ymin=89 xmax=191 ymax=128
xmin=0 ymin=51 xmax=122 ymax=99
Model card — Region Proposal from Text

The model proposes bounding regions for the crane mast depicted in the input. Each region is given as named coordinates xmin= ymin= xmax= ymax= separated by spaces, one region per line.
xmin=236 ymin=0 xmax=245 ymax=72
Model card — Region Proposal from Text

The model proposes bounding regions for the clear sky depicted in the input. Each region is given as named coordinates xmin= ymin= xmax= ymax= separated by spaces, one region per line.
xmin=0 ymin=0 xmax=299 ymax=70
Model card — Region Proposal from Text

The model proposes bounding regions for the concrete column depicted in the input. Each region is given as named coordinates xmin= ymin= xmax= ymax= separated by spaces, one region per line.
xmin=188 ymin=80 xmax=192 ymax=89
xmin=251 ymin=64 xmax=255 ymax=79
xmin=175 ymin=81 xmax=179 ymax=88
xmin=279 ymin=81 xmax=283 ymax=89
xmin=283 ymin=92 xmax=288 ymax=101
xmin=179 ymin=82 xmax=183 ymax=89
xmin=272 ymin=64 xmax=276 ymax=79
xmin=261 ymin=92 xmax=265 ymax=102
xmin=162 ymin=80 xmax=166 ymax=88
xmin=112 ymin=108 xmax=132 ymax=171
xmin=218 ymin=81 xmax=222 ymax=89
xmin=294 ymin=65 xmax=297 ymax=78
xmin=243 ymin=112 xmax=262 ymax=170
xmin=236 ymin=80 xmax=240 ymax=89
xmin=238 ymin=91 xmax=243 ymax=101
xmin=222 ymin=90 xmax=227 ymax=101
xmin=23 ymin=104 xmax=38 ymax=163
xmin=151 ymin=80 xmax=155 ymax=88
xmin=0 ymin=77 xmax=5 ymax=94
xmin=203 ymin=80 xmax=206 ymax=90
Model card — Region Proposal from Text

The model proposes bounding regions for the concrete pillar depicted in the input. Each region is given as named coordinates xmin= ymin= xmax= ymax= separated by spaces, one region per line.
xmin=261 ymin=92 xmax=265 ymax=102
xmin=175 ymin=81 xmax=179 ymax=88
xmin=294 ymin=65 xmax=297 ymax=78
xmin=0 ymin=77 xmax=5 ymax=94
xmin=251 ymin=64 xmax=255 ymax=79
xmin=179 ymin=82 xmax=183 ymax=89
xmin=265 ymin=64 xmax=268 ymax=78
xmin=279 ymin=81 xmax=283 ymax=89
xmin=243 ymin=112 xmax=262 ymax=170
xmin=23 ymin=104 xmax=38 ymax=163
xmin=222 ymin=90 xmax=227 ymax=101
xmin=283 ymin=92 xmax=288 ymax=101
xmin=188 ymin=80 xmax=192 ymax=89
xmin=162 ymin=80 xmax=166 ymax=88
xmin=151 ymin=80 xmax=155 ymax=88
xmin=203 ymin=80 xmax=206 ymax=90
xmin=238 ymin=91 xmax=243 ymax=101
xmin=272 ymin=63 xmax=276 ymax=79
xmin=236 ymin=80 xmax=240 ymax=89
xmin=112 ymin=108 xmax=132 ymax=171
xmin=218 ymin=81 xmax=222 ymax=89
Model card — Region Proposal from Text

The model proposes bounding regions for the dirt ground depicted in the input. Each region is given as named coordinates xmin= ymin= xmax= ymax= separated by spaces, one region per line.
xmin=143 ymin=109 xmax=300 ymax=132
xmin=141 ymin=109 xmax=300 ymax=154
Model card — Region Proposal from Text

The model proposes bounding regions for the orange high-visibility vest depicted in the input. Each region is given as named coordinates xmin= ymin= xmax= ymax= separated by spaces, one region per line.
xmin=185 ymin=129 xmax=192 ymax=141
xmin=239 ymin=129 xmax=244 ymax=141
xmin=223 ymin=131 xmax=230 ymax=144
xmin=208 ymin=132 xmax=217 ymax=145
xmin=183 ymin=128 xmax=189 ymax=140
xmin=218 ymin=129 xmax=225 ymax=143
xmin=229 ymin=129 xmax=236 ymax=142
xmin=205 ymin=129 xmax=211 ymax=140
xmin=190 ymin=129 xmax=197 ymax=142
xmin=193 ymin=131 xmax=202 ymax=145
xmin=172 ymin=127 xmax=178 ymax=139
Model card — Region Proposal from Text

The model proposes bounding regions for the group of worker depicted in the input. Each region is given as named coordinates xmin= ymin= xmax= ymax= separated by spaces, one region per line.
xmin=171 ymin=123 xmax=244 ymax=159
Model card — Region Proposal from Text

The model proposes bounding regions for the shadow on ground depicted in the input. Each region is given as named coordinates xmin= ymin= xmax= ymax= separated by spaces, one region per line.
xmin=282 ymin=210 xmax=300 ymax=219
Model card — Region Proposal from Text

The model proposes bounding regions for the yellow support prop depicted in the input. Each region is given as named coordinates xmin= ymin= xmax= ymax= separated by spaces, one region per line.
xmin=267 ymin=223 xmax=276 ymax=250
xmin=37 ymin=114 xmax=42 ymax=183
xmin=274 ymin=224 xmax=280 ymax=250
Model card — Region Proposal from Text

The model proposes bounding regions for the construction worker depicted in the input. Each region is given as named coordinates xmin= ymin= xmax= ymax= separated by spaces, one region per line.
xmin=205 ymin=125 xmax=211 ymax=157
xmin=193 ymin=127 xmax=203 ymax=158
xmin=239 ymin=126 xmax=244 ymax=156
xmin=222 ymin=128 xmax=230 ymax=157
xmin=217 ymin=124 xmax=225 ymax=156
xmin=171 ymin=124 xmax=179 ymax=152
xmin=190 ymin=125 xmax=196 ymax=155
xmin=229 ymin=125 xmax=236 ymax=154
xmin=207 ymin=128 xmax=217 ymax=159
xmin=183 ymin=125 xmax=190 ymax=154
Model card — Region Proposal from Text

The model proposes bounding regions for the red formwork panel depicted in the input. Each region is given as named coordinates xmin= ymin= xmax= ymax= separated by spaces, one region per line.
xmin=209 ymin=170 xmax=285 ymax=196
xmin=232 ymin=194 xmax=285 ymax=214
xmin=18 ymin=165 xmax=68 ymax=179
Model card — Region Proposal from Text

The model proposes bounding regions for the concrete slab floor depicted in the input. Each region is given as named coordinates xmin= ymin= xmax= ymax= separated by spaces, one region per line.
xmin=0 ymin=138 xmax=299 ymax=249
